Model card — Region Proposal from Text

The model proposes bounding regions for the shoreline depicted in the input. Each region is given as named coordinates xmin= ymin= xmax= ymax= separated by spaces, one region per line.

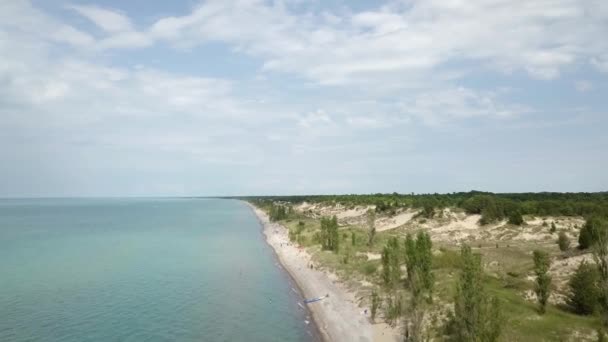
xmin=247 ymin=202 xmax=373 ymax=342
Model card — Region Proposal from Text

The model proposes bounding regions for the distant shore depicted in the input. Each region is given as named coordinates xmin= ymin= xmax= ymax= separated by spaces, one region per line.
xmin=247 ymin=202 xmax=373 ymax=342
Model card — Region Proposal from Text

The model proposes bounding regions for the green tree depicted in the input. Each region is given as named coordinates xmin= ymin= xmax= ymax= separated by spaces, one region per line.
xmin=579 ymin=216 xmax=606 ymax=250
xmin=387 ymin=237 xmax=402 ymax=286
xmin=421 ymin=197 xmax=436 ymax=218
xmin=558 ymin=231 xmax=570 ymax=251
xmin=567 ymin=261 xmax=599 ymax=315
xmin=532 ymin=250 xmax=552 ymax=314
xmin=453 ymin=245 xmax=502 ymax=342
xmin=371 ymin=290 xmax=379 ymax=322
xmin=580 ymin=223 xmax=594 ymax=249
xmin=404 ymin=234 xmax=417 ymax=282
xmin=590 ymin=217 xmax=608 ymax=325
xmin=269 ymin=203 xmax=288 ymax=221
xmin=367 ymin=209 xmax=376 ymax=246
xmin=330 ymin=216 xmax=339 ymax=252
xmin=320 ymin=217 xmax=330 ymax=250
xmin=403 ymin=232 xmax=434 ymax=299
xmin=381 ymin=245 xmax=391 ymax=287
xmin=416 ymin=231 xmax=434 ymax=300
xmin=508 ymin=211 xmax=524 ymax=225
xmin=384 ymin=294 xmax=403 ymax=326
xmin=480 ymin=199 xmax=501 ymax=225
xmin=320 ymin=216 xmax=339 ymax=252
xmin=381 ymin=237 xmax=402 ymax=288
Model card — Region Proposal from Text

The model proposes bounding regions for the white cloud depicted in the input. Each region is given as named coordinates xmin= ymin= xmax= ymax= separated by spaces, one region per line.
xmin=140 ymin=0 xmax=608 ymax=85
xmin=97 ymin=31 xmax=153 ymax=49
xmin=69 ymin=5 xmax=133 ymax=33
xmin=575 ymin=80 xmax=594 ymax=92
xmin=52 ymin=25 xmax=95 ymax=47
xmin=1 ymin=0 xmax=606 ymax=196
xmin=298 ymin=109 xmax=332 ymax=128
xmin=591 ymin=55 xmax=608 ymax=73
xmin=0 ymin=0 xmax=94 ymax=49
xmin=398 ymin=87 xmax=530 ymax=125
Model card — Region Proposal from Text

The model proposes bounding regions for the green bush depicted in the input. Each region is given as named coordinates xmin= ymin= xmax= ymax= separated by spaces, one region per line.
xmin=579 ymin=216 xmax=608 ymax=249
xmin=362 ymin=262 xmax=377 ymax=275
xmin=432 ymin=249 xmax=461 ymax=269
xmin=508 ymin=211 xmax=524 ymax=225
xmin=579 ymin=224 xmax=594 ymax=249
xmin=568 ymin=261 xmax=600 ymax=315
xmin=558 ymin=232 xmax=570 ymax=251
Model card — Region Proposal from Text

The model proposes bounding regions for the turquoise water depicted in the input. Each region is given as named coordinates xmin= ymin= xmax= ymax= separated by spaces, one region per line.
xmin=0 ymin=198 xmax=316 ymax=341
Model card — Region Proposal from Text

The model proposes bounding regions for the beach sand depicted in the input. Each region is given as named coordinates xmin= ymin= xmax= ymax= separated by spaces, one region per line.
xmin=249 ymin=204 xmax=374 ymax=342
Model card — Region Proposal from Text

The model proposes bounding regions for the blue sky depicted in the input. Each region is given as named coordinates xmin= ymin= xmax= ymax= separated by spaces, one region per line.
xmin=1 ymin=0 xmax=607 ymax=197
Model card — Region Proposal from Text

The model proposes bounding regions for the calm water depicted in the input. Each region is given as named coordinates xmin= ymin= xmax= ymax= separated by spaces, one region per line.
xmin=0 ymin=198 xmax=316 ymax=341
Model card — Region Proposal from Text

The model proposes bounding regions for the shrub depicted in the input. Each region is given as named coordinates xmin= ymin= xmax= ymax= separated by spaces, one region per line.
xmin=550 ymin=222 xmax=557 ymax=233
xmin=558 ymin=232 xmax=570 ymax=251
xmin=298 ymin=235 xmax=308 ymax=246
xmin=367 ymin=209 xmax=376 ymax=246
xmin=508 ymin=211 xmax=524 ymax=225
xmin=362 ymin=262 xmax=377 ymax=275
xmin=579 ymin=216 xmax=607 ymax=249
xmin=371 ymin=290 xmax=379 ymax=322
xmin=579 ymin=224 xmax=594 ymax=249
xmin=568 ymin=261 xmax=600 ymax=315
xmin=433 ymin=249 xmax=461 ymax=269
xmin=384 ymin=295 xmax=403 ymax=326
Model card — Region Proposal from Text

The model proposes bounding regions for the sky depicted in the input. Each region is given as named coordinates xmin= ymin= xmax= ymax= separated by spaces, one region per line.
xmin=0 ymin=0 xmax=607 ymax=197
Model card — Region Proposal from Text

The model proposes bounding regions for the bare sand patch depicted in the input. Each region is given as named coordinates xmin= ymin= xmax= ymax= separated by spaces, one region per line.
xmin=376 ymin=210 xmax=418 ymax=231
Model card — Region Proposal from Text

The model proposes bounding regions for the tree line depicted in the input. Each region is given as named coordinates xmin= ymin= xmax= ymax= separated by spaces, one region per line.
xmin=243 ymin=191 xmax=608 ymax=221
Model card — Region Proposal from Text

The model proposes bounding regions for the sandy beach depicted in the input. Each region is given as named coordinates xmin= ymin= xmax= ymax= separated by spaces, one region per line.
xmin=248 ymin=203 xmax=373 ymax=342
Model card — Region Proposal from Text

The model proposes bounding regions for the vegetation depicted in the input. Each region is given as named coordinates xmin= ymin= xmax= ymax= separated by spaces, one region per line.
xmin=452 ymin=245 xmax=502 ymax=341
xmin=404 ymin=232 xmax=434 ymax=300
xmin=384 ymin=294 xmax=404 ymax=326
xmin=568 ymin=261 xmax=600 ymax=315
xmin=371 ymin=290 xmax=379 ymax=322
xmin=268 ymin=203 xmax=290 ymax=221
xmin=508 ymin=210 xmax=524 ymax=226
xmin=558 ymin=231 xmax=571 ymax=251
xmin=579 ymin=216 xmax=608 ymax=250
xmin=367 ymin=209 xmax=376 ymax=246
xmin=320 ymin=216 xmax=339 ymax=252
xmin=404 ymin=232 xmax=434 ymax=341
xmin=590 ymin=217 xmax=608 ymax=325
xmin=532 ymin=250 xmax=552 ymax=314
xmin=245 ymin=192 xmax=608 ymax=341
xmin=381 ymin=237 xmax=402 ymax=288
